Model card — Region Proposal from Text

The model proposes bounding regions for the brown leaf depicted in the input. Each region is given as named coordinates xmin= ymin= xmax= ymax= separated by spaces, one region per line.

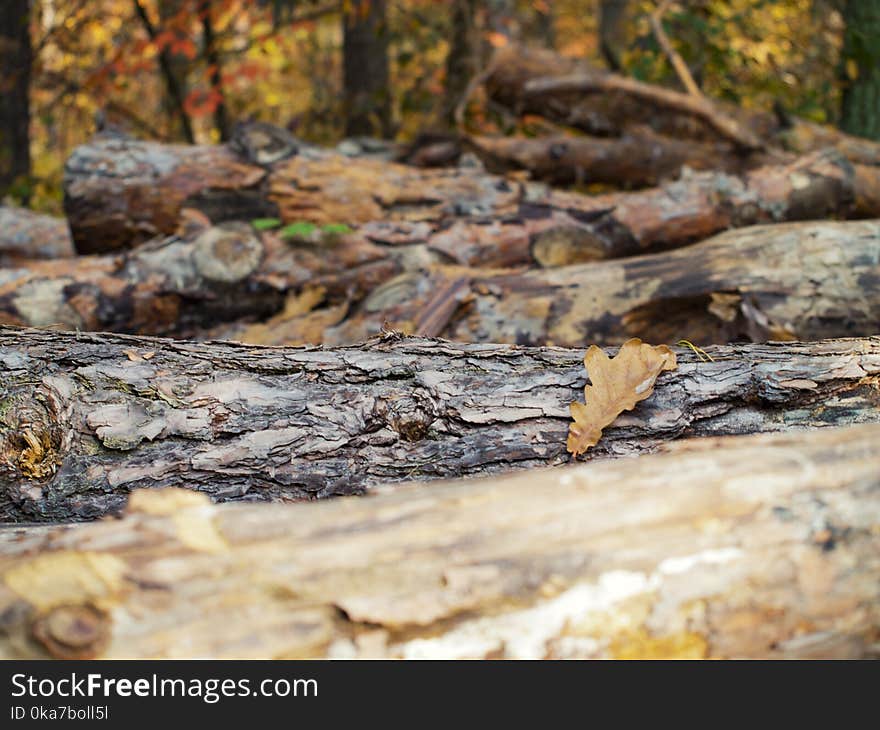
xmin=567 ymin=338 xmax=677 ymax=456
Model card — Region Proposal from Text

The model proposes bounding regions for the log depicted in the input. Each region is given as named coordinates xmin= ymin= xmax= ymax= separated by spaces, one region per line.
xmin=63 ymin=132 xmax=879 ymax=261
xmin=0 ymin=422 xmax=877 ymax=659
xmin=0 ymin=206 xmax=74 ymax=265
xmin=467 ymin=127 xmax=753 ymax=187
xmin=326 ymin=220 xmax=880 ymax=347
xmin=0 ymin=219 xmax=395 ymax=336
xmin=481 ymin=44 xmax=880 ymax=169
xmin=1 ymin=327 xmax=878 ymax=522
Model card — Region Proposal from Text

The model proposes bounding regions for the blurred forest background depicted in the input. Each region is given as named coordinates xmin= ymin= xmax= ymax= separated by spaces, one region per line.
xmin=0 ymin=0 xmax=877 ymax=214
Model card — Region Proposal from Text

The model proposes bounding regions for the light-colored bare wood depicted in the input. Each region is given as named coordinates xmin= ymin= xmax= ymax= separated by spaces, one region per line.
xmin=0 ymin=423 xmax=877 ymax=659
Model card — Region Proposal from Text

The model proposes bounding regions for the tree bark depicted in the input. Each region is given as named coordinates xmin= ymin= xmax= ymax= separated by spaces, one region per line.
xmin=62 ymin=134 xmax=880 ymax=256
xmin=482 ymin=43 xmax=880 ymax=167
xmin=0 ymin=206 xmax=74 ymax=265
xmin=840 ymin=0 xmax=880 ymax=141
xmin=132 ymin=0 xmax=195 ymax=144
xmin=0 ymin=422 xmax=877 ymax=658
xmin=1 ymin=328 xmax=878 ymax=523
xmin=468 ymin=128 xmax=755 ymax=186
xmin=157 ymin=0 xmax=192 ymax=141
xmin=327 ymin=220 xmax=880 ymax=347
xmin=343 ymin=0 xmax=392 ymax=138
xmin=599 ymin=0 xmax=631 ymax=72
xmin=0 ymin=219 xmax=396 ymax=335
xmin=198 ymin=0 xmax=231 ymax=142
xmin=62 ymin=135 xmax=271 ymax=253
xmin=0 ymin=0 xmax=32 ymax=203
xmin=442 ymin=0 xmax=482 ymax=127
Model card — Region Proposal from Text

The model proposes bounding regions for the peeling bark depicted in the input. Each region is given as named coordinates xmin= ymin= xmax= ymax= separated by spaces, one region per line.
xmin=62 ymin=134 xmax=878 ymax=261
xmin=0 ymin=328 xmax=878 ymax=522
xmin=0 ymin=423 xmax=877 ymax=658
xmin=0 ymin=206 xmax=74 ymax=265
xmin=327 ymin=220 xmax=880 ymax=347
xmin=0 ymin=220 xmax=395 ymax=336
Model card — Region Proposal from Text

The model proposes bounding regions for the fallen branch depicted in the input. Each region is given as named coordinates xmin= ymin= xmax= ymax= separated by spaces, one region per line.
xmin=1 ymin=423 xmax=877 ymax=658
xmin=650 ymin=0 xmax=702 ymax=98
xmin=1 ymin=328 xmax=878 ymax=522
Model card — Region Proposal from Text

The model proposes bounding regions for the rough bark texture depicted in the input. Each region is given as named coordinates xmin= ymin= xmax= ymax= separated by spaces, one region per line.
xmin=0 ymin=423 xmax=877 ymax=659
xmin=0 ymin=206 xmax=74 ymax=265
xmin=0 ymin=0 xmax=31 ymax=202
xmin=327 ymin=220 xmax=880 ymax=347
xmin=62 ymin=134 xmax=879 ymax=257
xmin=1 ymin=328 xmax=878 ymax=523
xmin=0 ymin=218 xmax=397 ymax=335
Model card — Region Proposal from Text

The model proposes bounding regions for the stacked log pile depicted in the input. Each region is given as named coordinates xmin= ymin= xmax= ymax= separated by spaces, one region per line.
xmin=1 ymin=48 xmax=879 ymax=658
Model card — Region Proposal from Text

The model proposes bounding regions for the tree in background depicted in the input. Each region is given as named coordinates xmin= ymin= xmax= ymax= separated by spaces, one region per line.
xmin=197 ymin=0 xmax=231 ymax=141
xmin=599 ymin=0 xmax=630 ymax=71
xmin=157 ymin=0 xmax=192 ymax=140
xmin=442 ymin=0 xmax=481 ymax=126
xmin=0 ymin=0 xmax=32 ymax=203
xmin=840 ymin=0 xmax=880 ymax=140
xmin=343 ymin=0 xmax=392 ymax=138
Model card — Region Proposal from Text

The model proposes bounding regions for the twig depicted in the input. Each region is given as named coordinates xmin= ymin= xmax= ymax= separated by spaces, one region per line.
xmin=650 ymin=0 xmax=702 ymax=98
xmin=454 ymin=66 xmax=493 ymax=131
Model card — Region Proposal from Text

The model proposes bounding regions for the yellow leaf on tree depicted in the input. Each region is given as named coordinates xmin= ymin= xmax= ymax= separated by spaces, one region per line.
xmin=567 ymin=338 xmax=677 ymax=456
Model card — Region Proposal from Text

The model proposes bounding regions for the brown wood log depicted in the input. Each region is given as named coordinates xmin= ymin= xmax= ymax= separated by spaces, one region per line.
xmin=0 ymin=206 xmax=74 ymax=265
xmin=326 ymin=220 xmax=880 ymax=348
xmin=1 ymin=328 xmax=878 ymax=523
xmin=0 ymin=219 xmax=395 ymax=336
xmin=1 ymin=422 xmax=877 ymax=659
xmin=62 ymin=133 xmax=877 ymax=262
xmin=481 ymin=44 xmax=880 ymax=168
xmin=467 ymin=127 xmax=752 ymax=187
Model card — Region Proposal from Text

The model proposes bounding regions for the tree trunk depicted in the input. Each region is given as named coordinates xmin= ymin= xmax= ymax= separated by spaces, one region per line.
xmin=1 ymin=328 xmax=878 ymax=522
xmin=840 ymin=0 xmax=880 ymax=141
xmin=157 ymin=0 xmax=191 ymax=141
xmin=343 ymin=0 xmax=392 ymax=138
xmin=599 ymin=0 xmax=631 ymax=72
xmin=133 ymin=0 xmax=195 ymax=144
xmin=0 ymin=206 xmax=74 ymax=264
xmin=0 ymin=0 xmax=31 ymax=203
xmin=442 ymin=0 xmax=482 ymax=127
xmin=327 ymin=220 xmax=880 ymax=347
xmin=62 ymin=135 xmax=880 ymax=255
xmin=1 ymin=422 xmax=877 ymax=658
xmin=198 ymin=0 xmax=231 ymax=142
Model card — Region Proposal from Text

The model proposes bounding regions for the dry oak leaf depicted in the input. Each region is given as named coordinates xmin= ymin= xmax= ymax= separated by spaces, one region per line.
xmin=567 ymin=338 xmax=677 ymax=456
